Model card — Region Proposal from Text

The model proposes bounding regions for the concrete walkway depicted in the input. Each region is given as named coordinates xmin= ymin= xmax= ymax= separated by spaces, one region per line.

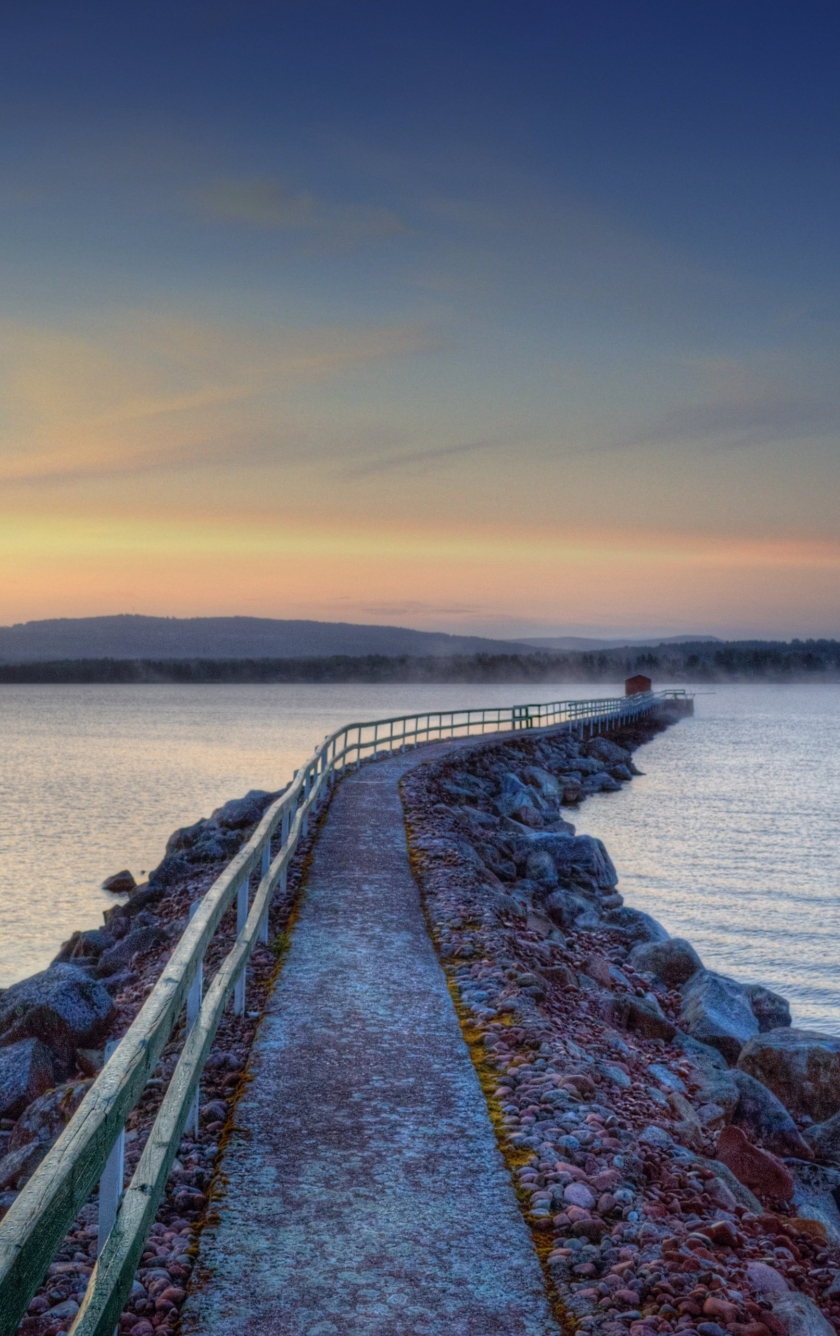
xmin=182 ymin=746 xmax=560 ymax=1336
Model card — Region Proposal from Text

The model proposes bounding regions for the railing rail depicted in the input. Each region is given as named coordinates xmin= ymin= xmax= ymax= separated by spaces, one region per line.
xmin=0 ymin=688 xmax=688 ymax=1336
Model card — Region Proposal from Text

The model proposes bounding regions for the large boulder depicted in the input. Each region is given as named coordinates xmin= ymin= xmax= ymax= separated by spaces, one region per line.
xmin=525 ymin=851 xmax=559 ymax=888
xmin=744 ymin=983 xmax=792 ymax=1032
xmin=600 ymin=992 xmax=677 ymax=1042
xmin=521 ymin=766 xmax=562 ymax=800
xmin=629 ymin=937 xmax=703 ymax=987
xmin=0 ymin=1039 xmax=55 ymax=1119
xmin=804 ymin=1109 xmax=840 ymax=1165
xmin=730 ymin=1069 xmax=814 ymax=1160
xmin=495 ymin=773 xmax=540 ymax=821
xmin=96 ymin=924 xmax=168 ymax=977
xmin=0 ymin=1140 xmax=47 ymax=1190
xmin=527 ymin=833 xmax=618 ymax=891
xmin=737 ymin=1029 xmax=840 ymax=1123
xmin=9 ymin=1079 xmax=91 ymax=1152
xmin=601 ymin=906 xmax=669 ymax=944
xmin=582 ymin=772 xmax=622 ymax=793
xmin=211 ymin=788 xmax=278 ymax=830
xmin=101 ymin=869 xmax=136 ymax=894
xmin=786 ymin=1160 xmax=840 ymax=1247
xmin=53 ymin=928 xmax=116 ymax=965
xmin=582 ymin=737 xmax=632 ymax=767
xmin=0 ymin=965 xmax=114 ymax=1066
xmin=679 ymin=970 xmax=759 ymax=1064
xmin=769 ymin=1290 xmax=836 ymax=1336
xmin=544 ymin=888 xmax=599 ymax=931
xmin=148 ymin=852 xmax=193 ymax=890
xmin=715 ymin=1125 xmax=794 ymax=1205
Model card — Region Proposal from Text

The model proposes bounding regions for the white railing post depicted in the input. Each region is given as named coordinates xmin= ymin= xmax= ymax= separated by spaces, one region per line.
xmin=233 ymin=878 xmax=249 ymax=1015
xmin=280 ymin=808 xmax=290 ymax=897
xmin=97 ymin=1040 xmax=125 ymax=1255
xmin=186 ymin=901 xmax=204 ymax=1136
xmin=259 ymin=841 xmax=271 ymax=945
xmin=302 ymin=768 xmax=311 ymax=836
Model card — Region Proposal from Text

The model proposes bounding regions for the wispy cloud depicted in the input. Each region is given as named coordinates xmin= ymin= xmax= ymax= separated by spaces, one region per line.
xmin=0 ymin=314 xmax=431 ymax=485
xmin=619 ymin=395 xmax=840 ymax=452
xmin=191 ymin=176 xmax=407 ymax=250
xmin=344 ymin=436 xmax=504 ymax=479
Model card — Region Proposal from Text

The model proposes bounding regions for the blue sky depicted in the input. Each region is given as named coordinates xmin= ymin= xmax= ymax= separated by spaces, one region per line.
xmin=2 ymin=1 xmax=839 ymax=637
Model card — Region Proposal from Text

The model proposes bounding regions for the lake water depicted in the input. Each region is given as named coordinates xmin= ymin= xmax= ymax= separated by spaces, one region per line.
xmin=1 ymin=683 xmax=838 ymax=1034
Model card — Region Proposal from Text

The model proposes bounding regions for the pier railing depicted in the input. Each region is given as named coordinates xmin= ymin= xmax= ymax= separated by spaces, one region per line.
xmin=0 ymin=688 xmax=689 ymax=1336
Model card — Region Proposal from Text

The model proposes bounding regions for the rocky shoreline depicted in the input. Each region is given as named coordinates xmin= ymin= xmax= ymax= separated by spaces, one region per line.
xmin=2 ymin=703 xmax=840 ymax=1336
xmin=401 ymin=702 xmax=840 ymax=1335
xmin=0 ymin=785 xmax=317 ymax=1336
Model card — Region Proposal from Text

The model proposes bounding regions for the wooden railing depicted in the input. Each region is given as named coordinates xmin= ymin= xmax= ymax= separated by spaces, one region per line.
xmin=0 ymin=688 xmax=688 ymax=1336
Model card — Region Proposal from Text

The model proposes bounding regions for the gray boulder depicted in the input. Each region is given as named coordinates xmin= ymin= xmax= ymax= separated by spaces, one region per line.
xmin=53 ymin=928 xmax=116 ymax=965
xmin=730 ymin=1069 xmax=815 ymax=1160
xmin=600 ymin=992 xmax=677 ymax=1041
xmin=0 ymin=1039 xmax=55 ymax=1119
xmin=457 ymin=807 xmax=499 ymax=835
xmin=672 ymin=1030 xmax=729 ymax=1072
xmin=0 ymin=965 xmax=114 ymax=1064
xmin=159 ymin=819 xmax=241 ymax=875
xmin=528 ymin=832 xmax=618 ymax=891
xmin=148 ymin=852 xmax=193 ymax=890
xmin=521 ymin=766 xmax=562 ymax=800
xmin=583 ymin=737 xmax=632 ymax=767
xmin=8 ymin=1079 xmax=90 ymax=1155
xmin=0 ymin=1140 xmax=47 ymax=1190
xmin=101 ymin=869 xmax=136 ymax=894
xmin=582 ymin=772 xmax=622 ymax=793
xmin=525 ymin=850 xmax=559 ymax=887
xmin=629 ymin=937 xmax=703 ymax=987
xmin=211 ymin=788 xmax=278 ymax=829
xmin=804 ymin=1109 xmax=840 ymax=1165
xmin=475 ymin=841 xmax=516 ymax=881
xmin=601 ymin=906 xmax=669 ymax=944
xmin=785 ymin=1160 xmax=840 ymax=1248
xmin=770 ymin=1290 xmax=836 ymax=1336
xmin=737 ymin=1029 xmax=840 ymax=1123
xmin=495 ymin=773 xmax=540 ymax=820
xmin=544 ymin=889 xmax=598 ymax=931
xmin=745 ymin=983 xmax=792 ymax=1032
xmin=573 ymin=755 xmax=606 ymax=776
xmin=96 ymin=925 xmax=168 ymax=977
xmin=679 ymin=969 xmax=759 ymax=1064
xmin=104 ymin=885 xmax=163 ymax=922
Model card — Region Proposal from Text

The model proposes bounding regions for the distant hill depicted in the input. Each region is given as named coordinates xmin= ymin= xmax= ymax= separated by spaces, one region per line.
xmin=516 ymin=634 xmax=721 ymax=651
xmin=0 ymin=615 xmax=537 ymax=663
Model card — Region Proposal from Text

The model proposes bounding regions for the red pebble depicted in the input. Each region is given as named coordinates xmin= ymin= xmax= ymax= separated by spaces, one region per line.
xmin=703 ymin=1296 xmax=739 ymax=1323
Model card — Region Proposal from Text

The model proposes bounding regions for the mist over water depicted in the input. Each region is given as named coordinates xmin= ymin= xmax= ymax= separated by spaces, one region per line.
xmin=0 ymin=683 xmax=838 ymax=1035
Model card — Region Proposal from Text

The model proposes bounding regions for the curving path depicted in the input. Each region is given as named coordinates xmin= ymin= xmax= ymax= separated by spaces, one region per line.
xmin=181 ymin=743 xmax=560 ymax=1336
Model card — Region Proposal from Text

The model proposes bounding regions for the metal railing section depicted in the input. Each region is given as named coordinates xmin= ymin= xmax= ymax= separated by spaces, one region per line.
xmin=0 ymin=688 xmax=687 ymax=1336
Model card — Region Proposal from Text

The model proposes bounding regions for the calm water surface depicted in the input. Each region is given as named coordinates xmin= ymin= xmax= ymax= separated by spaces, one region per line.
xmin=1 ymin=683 xmax=838 ymax=1034
xmin=575 ymin=685 xmax=840 ymax=1034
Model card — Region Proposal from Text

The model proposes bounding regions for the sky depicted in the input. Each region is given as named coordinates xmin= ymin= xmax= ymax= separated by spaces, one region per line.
xmin=1 ymin=0 xmax=839 ymax=641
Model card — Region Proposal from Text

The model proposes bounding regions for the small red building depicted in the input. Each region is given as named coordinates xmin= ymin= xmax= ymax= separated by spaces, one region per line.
xmin=625 ymin=673 xmax=652 ymax=696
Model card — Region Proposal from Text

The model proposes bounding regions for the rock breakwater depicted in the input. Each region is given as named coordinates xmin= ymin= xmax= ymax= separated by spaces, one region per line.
xmin=401 ymin=704 xmax=840 ymax=1335
xmin=0 ymin=785 xmax=317 ymax=1336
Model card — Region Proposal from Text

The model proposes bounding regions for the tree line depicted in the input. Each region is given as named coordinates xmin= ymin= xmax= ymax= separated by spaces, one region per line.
xmin=1 ymin=640 xmax=839 ymax=684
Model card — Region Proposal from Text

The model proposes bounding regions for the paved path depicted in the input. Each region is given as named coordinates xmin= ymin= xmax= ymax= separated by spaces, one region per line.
xmin=182 ymin=745 xmax=559 ymax=1336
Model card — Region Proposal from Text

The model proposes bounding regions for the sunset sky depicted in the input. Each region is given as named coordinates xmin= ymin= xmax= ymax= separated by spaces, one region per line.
xmin=2 ymin=1 xmax=839 ymax=639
